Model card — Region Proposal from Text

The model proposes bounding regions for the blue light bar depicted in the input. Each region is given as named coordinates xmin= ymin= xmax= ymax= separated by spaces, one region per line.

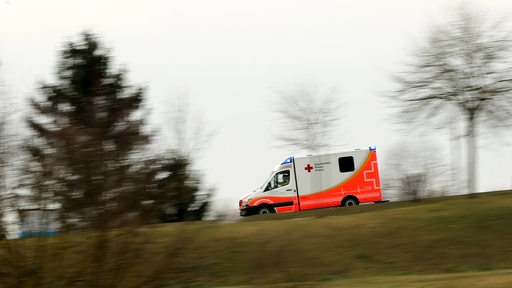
xmin=280 ymin=157 xmax=293 ymax=165
xmin=369 ymin=145 xmax=377 ymax=151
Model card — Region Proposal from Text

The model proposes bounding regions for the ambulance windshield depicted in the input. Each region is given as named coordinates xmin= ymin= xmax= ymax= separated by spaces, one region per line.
xmin=260 ymin=172 xmax=274 ymax=189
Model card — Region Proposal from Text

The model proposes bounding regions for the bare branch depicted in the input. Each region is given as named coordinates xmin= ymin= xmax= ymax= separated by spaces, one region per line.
xmin=272 ymin=82 xmax=343 ymax=153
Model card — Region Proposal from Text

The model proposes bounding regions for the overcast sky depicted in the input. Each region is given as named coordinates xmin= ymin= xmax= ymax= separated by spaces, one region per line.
xmin=1 ymin=0 xmax=512 ymax=214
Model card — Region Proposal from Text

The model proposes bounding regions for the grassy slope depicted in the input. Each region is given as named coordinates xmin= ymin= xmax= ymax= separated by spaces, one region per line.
xmin=1 ymin=190 xmax=512 ymax=287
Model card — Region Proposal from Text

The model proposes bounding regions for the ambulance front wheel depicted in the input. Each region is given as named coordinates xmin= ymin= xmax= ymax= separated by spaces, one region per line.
xmin=258 ymin=205 xmax=275 ymax=215
xmin=342 ymin=197 xmax=359 ymax=207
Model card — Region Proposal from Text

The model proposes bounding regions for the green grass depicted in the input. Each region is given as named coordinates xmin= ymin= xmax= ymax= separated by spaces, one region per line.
xmin=1 ymin=190 xmax=512 ymax=287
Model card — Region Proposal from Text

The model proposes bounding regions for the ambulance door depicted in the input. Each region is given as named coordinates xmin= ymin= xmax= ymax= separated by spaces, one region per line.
xmin=263 ymin=169 xmax=297 ymax=213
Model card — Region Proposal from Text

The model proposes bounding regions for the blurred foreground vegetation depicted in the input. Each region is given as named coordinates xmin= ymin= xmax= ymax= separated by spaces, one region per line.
xmin=0 ymin=190 xmax=511 ymax=287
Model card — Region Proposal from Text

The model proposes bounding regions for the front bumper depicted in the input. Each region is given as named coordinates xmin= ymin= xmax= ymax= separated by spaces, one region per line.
xmin=239 ymin=205 xmax=258 ymax=217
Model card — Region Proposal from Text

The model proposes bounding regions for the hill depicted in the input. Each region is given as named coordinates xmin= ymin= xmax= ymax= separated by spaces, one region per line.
xmin=1 ymin=190 xmax=511 ymax=287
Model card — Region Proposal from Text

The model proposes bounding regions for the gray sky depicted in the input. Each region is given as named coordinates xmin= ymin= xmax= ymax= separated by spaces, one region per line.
xmin=1 ymin=0 xmax=511 ymax=213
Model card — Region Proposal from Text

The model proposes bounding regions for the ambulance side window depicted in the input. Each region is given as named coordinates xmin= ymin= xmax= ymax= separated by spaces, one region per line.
xmin=338 ymin=156 xmax=355 ymax=173
xmin=277 ymin=170 xmax=290 ymax=187
xmin=264 ymin=170 xmax=290 ymax=192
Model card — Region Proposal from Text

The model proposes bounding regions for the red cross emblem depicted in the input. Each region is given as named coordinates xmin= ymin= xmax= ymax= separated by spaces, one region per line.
xmin=305 ymin=164 xmax=313 ymax=173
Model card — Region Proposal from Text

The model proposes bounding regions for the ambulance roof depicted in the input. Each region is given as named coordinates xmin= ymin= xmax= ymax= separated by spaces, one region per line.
xmin=291 ymin=146 xmax=376 ymax=160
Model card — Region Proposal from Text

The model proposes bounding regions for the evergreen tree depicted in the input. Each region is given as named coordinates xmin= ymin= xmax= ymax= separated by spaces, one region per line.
xmin=133 ymin=155 xmax=210 ymax=223
xmin=26 ymin=32 xmax=149 ymax=230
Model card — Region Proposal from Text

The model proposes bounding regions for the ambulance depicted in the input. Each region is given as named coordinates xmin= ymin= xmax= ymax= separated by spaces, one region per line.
xmin=239 ymin=146 xmax=383 ymax=216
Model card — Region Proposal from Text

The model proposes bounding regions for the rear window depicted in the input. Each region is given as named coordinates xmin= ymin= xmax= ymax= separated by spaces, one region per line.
xmin=338 ymin=156 xmax=355 ymax=173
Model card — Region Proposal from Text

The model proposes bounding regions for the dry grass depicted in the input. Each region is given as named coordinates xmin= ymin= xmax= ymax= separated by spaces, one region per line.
xmin=0 ymin=190 xmax=511 ymax=287
xmin=319 ymin=269 xmax=512 ymax=288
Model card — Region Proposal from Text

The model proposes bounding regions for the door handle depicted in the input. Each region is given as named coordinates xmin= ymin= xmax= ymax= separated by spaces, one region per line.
xmin=286 ymin=189 xmax=292 ymax=191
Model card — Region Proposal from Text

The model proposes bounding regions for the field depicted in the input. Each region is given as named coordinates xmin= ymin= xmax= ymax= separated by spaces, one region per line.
xmin=1 ymin=190 xmax=511 ymax=287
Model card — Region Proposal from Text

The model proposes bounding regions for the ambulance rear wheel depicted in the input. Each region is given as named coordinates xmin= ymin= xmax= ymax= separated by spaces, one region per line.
xmin=258 ymin=206 xmax=275 ymax=215
xmin=342 ymin=197 xmax=358 ymax=207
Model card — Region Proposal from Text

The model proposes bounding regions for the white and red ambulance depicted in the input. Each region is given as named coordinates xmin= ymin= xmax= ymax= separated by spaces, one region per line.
xmin=239 ymin=146 xmax=383 ymax=216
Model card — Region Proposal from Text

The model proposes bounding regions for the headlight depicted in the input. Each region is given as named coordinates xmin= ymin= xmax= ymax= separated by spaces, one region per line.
xmin=244 ymin=198 xmax=252 ymax=206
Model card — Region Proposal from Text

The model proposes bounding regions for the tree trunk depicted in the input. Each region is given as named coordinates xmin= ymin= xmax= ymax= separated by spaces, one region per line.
xmin=467 ymin=113 xmax=477 ymax=196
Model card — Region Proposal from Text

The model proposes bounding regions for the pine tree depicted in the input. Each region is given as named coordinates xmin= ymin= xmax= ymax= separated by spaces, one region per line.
xmin=26 ymin=32 xmax=149 ymax=230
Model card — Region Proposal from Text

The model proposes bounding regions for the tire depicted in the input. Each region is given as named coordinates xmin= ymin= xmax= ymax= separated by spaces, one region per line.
xmin=258 ymin=206 xmax=274 ymax=215
xmin=343 ymin=197 xmax=358 ymax=207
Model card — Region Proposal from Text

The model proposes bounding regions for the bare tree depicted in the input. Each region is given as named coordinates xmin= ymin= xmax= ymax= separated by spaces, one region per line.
xmin=0 ymin=64 xmax=19 ymax=240
xmin=390 ymin=7 xmax=512 ymax=195
xmin=163 ymin=94 xmax=215 ymax=160
xmin=155 ymin=93 xmax=215 ymax=221
xmin=0 ymin=64 xmax=7 ymax=239
xmin=381 ymin=140 xmax=450 ymax=201
xmin=273 ymin=82 xmax=343 ymax=153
